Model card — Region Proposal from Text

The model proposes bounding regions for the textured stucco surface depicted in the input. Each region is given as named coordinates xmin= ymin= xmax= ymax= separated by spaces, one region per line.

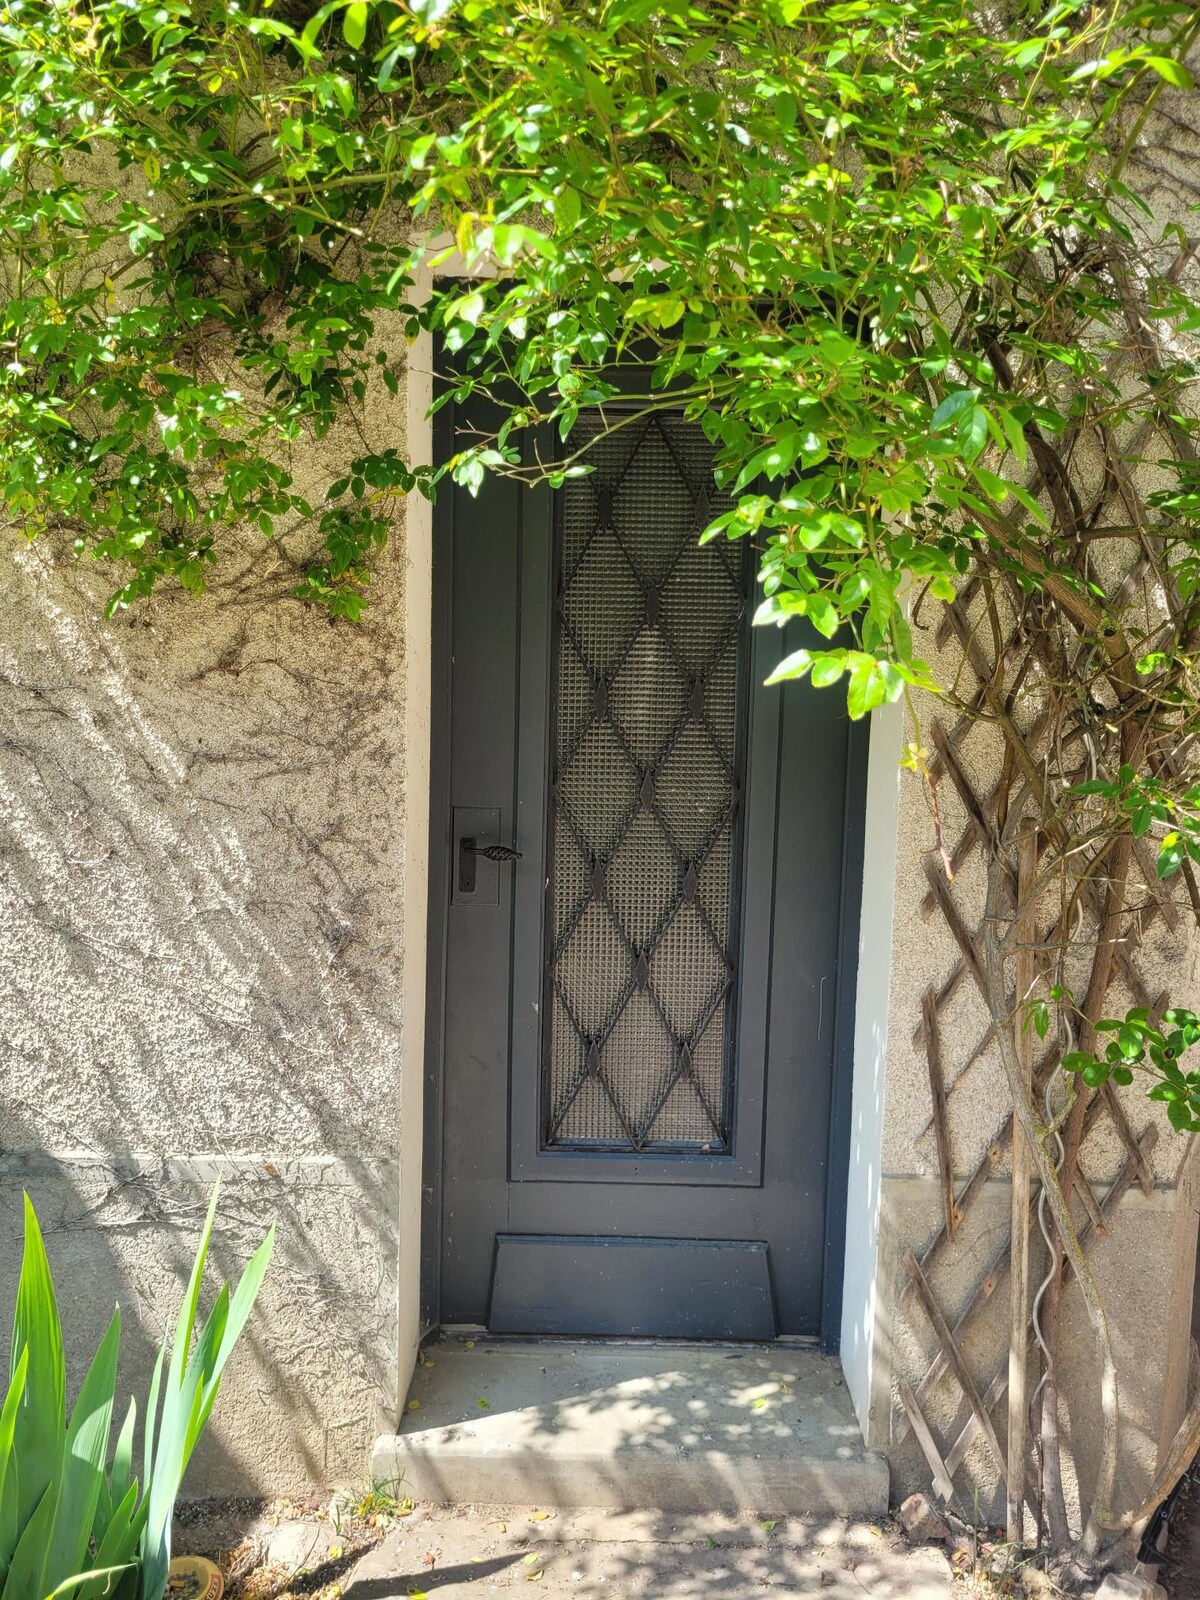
xmin=0 ymin=1155 xmax=397 ymax=1491
xmin=879 ymin=1175 xmax=1176 ymax=1525
xmin=842 ymin=73 xmax=1200 ymax=1504
xmin=0 ymin=365 xmax=412 ymax=1489
xmin=863 ymin=575 xmax=1200 ymax=1523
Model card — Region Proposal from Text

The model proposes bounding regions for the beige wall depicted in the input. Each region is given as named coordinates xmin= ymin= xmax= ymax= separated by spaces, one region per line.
xmin=863 ymin=603 xmax=1199 ymax=1528
xmin=852 ymin=80 xmax=1200 ymax=1514
xmin=0 ymin=368 xmax=414 ymax=1490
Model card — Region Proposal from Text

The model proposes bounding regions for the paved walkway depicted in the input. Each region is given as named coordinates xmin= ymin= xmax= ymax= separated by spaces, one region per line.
xmin=342 ymin=1506 xmax=954 ymax=1599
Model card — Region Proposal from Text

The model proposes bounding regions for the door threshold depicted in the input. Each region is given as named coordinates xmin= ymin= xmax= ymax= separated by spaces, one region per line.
xmin=431 ymin=1325 xmax=820 ymax=1351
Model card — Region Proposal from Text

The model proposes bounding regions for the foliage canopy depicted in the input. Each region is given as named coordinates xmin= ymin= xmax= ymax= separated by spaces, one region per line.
xmin=5 ymin=0 xmax=1200 ymax=1090
xmin=0 ymin=0 xmax=1191 ymax=641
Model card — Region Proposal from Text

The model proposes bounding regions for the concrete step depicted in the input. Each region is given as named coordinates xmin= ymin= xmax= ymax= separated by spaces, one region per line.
xmin=371 ymin=1340 xmax=888 ymax=1517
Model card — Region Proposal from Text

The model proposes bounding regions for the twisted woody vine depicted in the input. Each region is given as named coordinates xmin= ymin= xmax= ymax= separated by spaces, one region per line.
xmin=3 ymin=0 xmax=1200 ymax=1570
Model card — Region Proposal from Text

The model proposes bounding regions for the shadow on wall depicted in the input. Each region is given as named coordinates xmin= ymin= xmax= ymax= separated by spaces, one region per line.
xmin=0 ymin=1135 xmax=402 ymax=1495
xmin=0 ymin=1144 xmax=245 ymax=1493
xmin=0 ymin=532 xmax=410 ymax=1494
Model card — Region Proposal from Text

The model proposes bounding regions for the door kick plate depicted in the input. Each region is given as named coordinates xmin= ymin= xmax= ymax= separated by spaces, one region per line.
xmin=488 ymin=1234 xmax=778 ymax=1340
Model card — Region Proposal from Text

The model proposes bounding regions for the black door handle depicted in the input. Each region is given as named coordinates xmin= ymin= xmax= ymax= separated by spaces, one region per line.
xmin=458 ymin=836 xmax=523 ymax=893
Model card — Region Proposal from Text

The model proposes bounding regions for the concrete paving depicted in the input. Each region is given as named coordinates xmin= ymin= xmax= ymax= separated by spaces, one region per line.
xmin=344 ymin=1507 xmax=952 ymax=1599
xmin=371 ymin=1341 xmax=889 ymax=1517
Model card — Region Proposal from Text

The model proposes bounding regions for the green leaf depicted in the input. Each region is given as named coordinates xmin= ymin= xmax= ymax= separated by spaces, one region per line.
xmin=44 ymin=1563 xmax=134 ymax=1600
xmin=930 ymin=390 xmax=978 ymax=430
xmin=10 ymin=1195 xmax=66 ymax=1536
xmin=3 ymin=1477 xmax=59 ymax=1600
xmin=555 ymin=187 xmax=580 ymax=235
xmin=1168 ymin=1100 xmax=1198 ymax=1133
xmin=805 ymin=593 xmax=839 ymax=639
xmin=138 ymin=1191 xmax=273 ymax=1600
xmin=168 ymin=1184 xmax=219 ymax=1402
xmin=342 ymin=2 xmax=369 ymax=48
xmin=810 ymin=654 xmax=847 ymax=688
xmin=0 ymin=1348 xmax=28 ymax=1570
xmin=846 ymin=660 xmax=888 ymax=720
xmin=765 ymin=648 xmax=812 ymax=685
xmin=109 ymin=1400 xmax=135 ymax=1515
xmin=139 ymin=1294 xmax=226 ymax=1600
xmin=185 ymin=1223 xmax=276 ymax=1465
xmin=1158 ymin=841 xmax=1185 ymax=878
xmin=959 ymin=405 xmax=989 ymax=463
xmin=625 ymin=295 xmax=684 ymax=330
xmin=142 ymin=1343 xmax=164 ymax=1489
xmin=77 ymin=1475 xmax=140 ymax=1600
xmin=1143 ymin=56 xmax=1193 ymax=89
xmin=299 ymin=0 xmax=349 ymax=54
xmin=41 ymin=1310 xmax=121 ymax=1596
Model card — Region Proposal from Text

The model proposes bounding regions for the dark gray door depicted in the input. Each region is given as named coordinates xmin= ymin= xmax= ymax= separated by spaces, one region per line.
xmin=430 ymin=394 xmax=865 ymax=1341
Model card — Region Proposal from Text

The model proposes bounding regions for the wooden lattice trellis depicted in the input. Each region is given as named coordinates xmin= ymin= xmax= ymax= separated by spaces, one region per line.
xmin=893 ymin=585 xmax=1177 ymax=1542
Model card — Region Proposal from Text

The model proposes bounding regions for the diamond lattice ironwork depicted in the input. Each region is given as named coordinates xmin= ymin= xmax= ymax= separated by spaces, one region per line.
xmin=544 ymin=413 xmax=747 ymax=1152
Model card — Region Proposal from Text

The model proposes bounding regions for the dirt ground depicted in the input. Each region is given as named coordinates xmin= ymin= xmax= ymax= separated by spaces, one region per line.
xmin=174 ymin=1492 xmax=388 ymax=1598
xmin=177 ymin=1490 xmax=1200 ymax=1599
xmin=1159 ymin=1473 xmax=1200 ymax=1600
xmin=175 ymin=1498 xmax=957 ymax=1600
xmin=343 ymin=1506 xmax=956 ymax=1600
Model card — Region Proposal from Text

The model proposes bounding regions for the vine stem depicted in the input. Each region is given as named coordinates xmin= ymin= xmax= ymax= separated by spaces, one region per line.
xmin=982 ymin=845 xmax=1119 ymax=1561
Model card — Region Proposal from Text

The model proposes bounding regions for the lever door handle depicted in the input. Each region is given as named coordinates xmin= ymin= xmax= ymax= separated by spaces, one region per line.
xmin=463 ymin=840 xmax=524 ymax=863
xmin=458 ymin=835 xmax=522 ymax=893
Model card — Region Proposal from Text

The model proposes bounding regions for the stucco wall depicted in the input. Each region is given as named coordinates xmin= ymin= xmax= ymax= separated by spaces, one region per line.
xmin=862 ymin=602 xmax=1199 ymax=1529
xmin=0 ymin=370 xmax=413 ymax=1491
xmin=850 ymin=78 xmax=1200 ymax=1524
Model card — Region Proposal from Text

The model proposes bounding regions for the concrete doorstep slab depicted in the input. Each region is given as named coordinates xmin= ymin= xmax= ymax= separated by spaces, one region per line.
xmin=342 ymin=1506 xmax=953 ymax=1600
xmin=371 ymin=1341 xmax=888 ymax=1518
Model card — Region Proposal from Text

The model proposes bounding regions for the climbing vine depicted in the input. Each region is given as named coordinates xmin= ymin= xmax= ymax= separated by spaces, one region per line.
xmin=5 ymin=0 xmax=1200 ymax=1567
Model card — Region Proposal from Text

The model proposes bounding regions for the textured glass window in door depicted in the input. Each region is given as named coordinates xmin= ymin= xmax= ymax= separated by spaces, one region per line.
xmin=545 ymin=413 xmax=748 ymax=1152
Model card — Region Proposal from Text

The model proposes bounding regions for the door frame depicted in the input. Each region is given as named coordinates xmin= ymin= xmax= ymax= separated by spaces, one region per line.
xmin=417 ymin=373 xmax=870 ymax=1353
